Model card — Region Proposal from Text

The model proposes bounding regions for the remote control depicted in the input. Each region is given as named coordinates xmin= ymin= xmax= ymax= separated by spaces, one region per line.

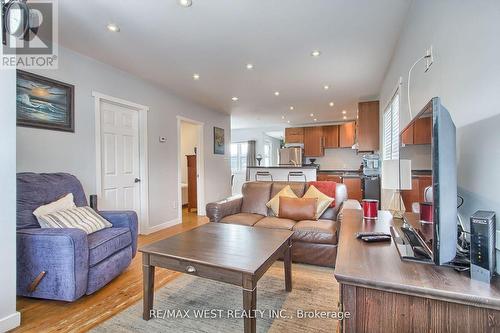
xmin=361 ymin=235 xmax=392 ymax=243
xmin=355 ymin=231 xmax=391 ymax=239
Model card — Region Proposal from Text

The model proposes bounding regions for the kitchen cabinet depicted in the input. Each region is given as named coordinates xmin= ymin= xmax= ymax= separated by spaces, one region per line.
xmin=401 ymin=117 xmax=432 ymax=146
xmin=343 ymin=177 xmax=363 ymax=202
xmin=322 ymin=125 xmax=339 ymax=148
xmin=303 ymin=126 xmax=324 ymax=157
xmin=285 ymin=127 xmax=304 ymax=144
xmin=401 ymin=175 xmax=432 ymax=212
xmin=401 ymin=123 xmax=414 ymax=145
xmin=339 ymin=122 xmax=356 ymax=148
xmin=317 ymin=174 xmax=343 ymax=183
xmin=357 ymin=101 xmax=379 ymax=151
xmin=414 ymin=117 xmax=432 ymax=144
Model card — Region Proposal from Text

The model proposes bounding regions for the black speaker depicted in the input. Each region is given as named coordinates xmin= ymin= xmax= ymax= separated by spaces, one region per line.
xmin=470 ymin=211 xmax=496 ymax=283
xmin=89 ymin=194 xmax=98 ymax=211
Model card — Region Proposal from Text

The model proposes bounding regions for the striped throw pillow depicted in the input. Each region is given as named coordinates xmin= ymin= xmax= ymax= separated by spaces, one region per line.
xmin=38 ymin=206 xmax=112 ymax=234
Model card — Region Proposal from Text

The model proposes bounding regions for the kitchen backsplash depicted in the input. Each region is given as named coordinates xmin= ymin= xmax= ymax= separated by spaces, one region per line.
xmin=307 ymin=148 xmax=365 ymax=170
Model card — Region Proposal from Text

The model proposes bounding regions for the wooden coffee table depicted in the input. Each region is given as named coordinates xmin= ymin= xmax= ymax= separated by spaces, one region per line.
xmin=139 ymin=222 xmax=293 ymax=333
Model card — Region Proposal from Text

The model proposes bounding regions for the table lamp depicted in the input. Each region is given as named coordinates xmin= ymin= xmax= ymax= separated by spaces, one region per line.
xmin=382 ymin=159 xmax=412 ymax=218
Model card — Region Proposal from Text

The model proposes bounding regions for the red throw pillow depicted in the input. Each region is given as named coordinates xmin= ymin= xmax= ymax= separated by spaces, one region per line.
xmin=308 ymin=181 xmax=336 ymax=207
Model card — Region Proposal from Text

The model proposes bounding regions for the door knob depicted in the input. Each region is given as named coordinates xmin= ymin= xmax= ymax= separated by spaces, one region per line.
xmin=134 ymin=178 xmax=141 ymax=183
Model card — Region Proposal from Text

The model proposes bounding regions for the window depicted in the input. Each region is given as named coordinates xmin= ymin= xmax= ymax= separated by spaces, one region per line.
xmin=263 ymin=141 xmax=271 ymax=166
xmin=230 ymin=142 xmax=248 ymax=172
xmin=383 ymin=90 xmax=400 ymax=160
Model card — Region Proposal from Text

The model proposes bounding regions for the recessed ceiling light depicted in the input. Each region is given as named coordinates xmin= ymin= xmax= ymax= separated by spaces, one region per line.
xmin=106 ymin=23 xmax=120 ymax=32
xmin=311 ymin=50 xmax=321 ymax=57
xmin=274 ymin=91 xmax=280 ymax=96
xmin=342 ymin=110 xmax=347 ymax=114
xmin=343 ymin=116 xmax=347 ymax=120
xmin=329 ymin=102 xmax=334 ymax=107
xmin=231 ymin=97 xmax=239 ymax=101
xmin=287 ymin=120 xmax=290 ymax=124
xmin=310 ymin=113 xmax=314 ymax=117
xmin=289 ymin=106 xmax=294 ymax=111
xmin=323 ymin=85 xmax=329 ymax=90
xmin=246 ymin=63 xmax=254 ymax=70
xmin=314 ymin=118 xmax=317 ymax=122
xmin=281 ymin=115 xmax=285 ymax=119
xmin=179 ymin=0 xmax=192 ymax=7
xmin=192 ymin=73 xmax=200 ymax=80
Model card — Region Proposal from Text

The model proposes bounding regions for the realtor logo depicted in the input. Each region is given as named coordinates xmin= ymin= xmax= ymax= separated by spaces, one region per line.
xmin=1 ymin=0 xmax=58 ymax=69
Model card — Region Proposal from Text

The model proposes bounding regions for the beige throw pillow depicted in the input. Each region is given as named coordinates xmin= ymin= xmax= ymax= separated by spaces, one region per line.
xmin=33 ymin=193 xmax=76 ymax=223
xmin=303 ymin=185 xmax=334 ymax=219
xmin=266 ymin=185 xmax=298 ymax=216
xmin=38 ymin=206 xmax=112 ymax=234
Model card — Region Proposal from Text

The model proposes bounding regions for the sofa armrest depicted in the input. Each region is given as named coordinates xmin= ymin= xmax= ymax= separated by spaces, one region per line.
xmin=99 ymin=211 xmax=138 ymax=257
xmin=17 ymin=228 xmax=89 ymax=301
xmin=337 ymin=199 xmax=362 ymax=222
xmin=206 ymin=195 xmax=243 ymax=223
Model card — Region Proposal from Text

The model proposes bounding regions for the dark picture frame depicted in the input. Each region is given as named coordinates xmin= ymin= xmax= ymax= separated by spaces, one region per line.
xmin=16 ymin=70 xmax=75 ymax=132
xmin=213 ymin=126 xmax=225 ymax=155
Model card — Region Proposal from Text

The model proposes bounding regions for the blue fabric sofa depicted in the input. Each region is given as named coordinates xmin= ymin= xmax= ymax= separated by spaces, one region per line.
xmin=16 ymin=173 xmax=138 ymax=302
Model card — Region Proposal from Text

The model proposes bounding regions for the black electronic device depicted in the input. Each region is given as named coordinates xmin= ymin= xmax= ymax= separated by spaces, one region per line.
xmin=355 ymin=231 xmax=391 ymax=239
xmin=470 ymin=211 xmax=496 ymax=283
xmin=361 ymin=235 xmax=392 ymax=243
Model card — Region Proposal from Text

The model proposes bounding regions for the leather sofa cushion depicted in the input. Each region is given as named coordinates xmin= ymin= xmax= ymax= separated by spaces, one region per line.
xmin=241 ymin=182 xmax=272 ymax=216
xmin=292 ymin=219 xmax=338 ymax=244
xmin=88 ymin=227 xmax=132 ymax=267
xmin=279 ymin=197 xmax=317 ymax=221
xmin=271 ymin=182 xmax=307 ymax=198
xmin=220 ymin=213 xmax=264 ymax=226
xmin=254 ymin=217 xmax=296 ymax=230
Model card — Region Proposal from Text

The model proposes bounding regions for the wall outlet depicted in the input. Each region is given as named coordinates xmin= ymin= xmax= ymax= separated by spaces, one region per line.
xmin=425 ymin=45 xmax=434 ymax=72
xmin=172 ymin=200 xmax=178 ymax=210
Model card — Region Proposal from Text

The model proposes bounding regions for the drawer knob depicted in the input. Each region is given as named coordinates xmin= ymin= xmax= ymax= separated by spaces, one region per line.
xmin=185 ymin=265 xmax=196 ymax=273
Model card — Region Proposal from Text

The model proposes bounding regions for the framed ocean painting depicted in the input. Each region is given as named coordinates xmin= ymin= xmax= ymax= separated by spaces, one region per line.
xmin=16 ymin=70 xmax=75 ymax=132
xmin=213 ymin=126 xmax=225 ymax=155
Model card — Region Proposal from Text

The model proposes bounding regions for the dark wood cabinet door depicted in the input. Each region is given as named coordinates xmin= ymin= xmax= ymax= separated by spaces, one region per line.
xmin=303 ymin=126 xmax=324 ymax=157
xmin=401 ymin=124 xmax=414 ymax=145
xmin=414 ymin=117 xmax=432 ymax=144
xmin=357 ymin=101 xmax=379 ymax=151
xmin=339 ymin=122 xmax=356 ymax=148
xmin=186 ymin=155 xmax=197 ymax=212
xmin=322 ymin=125 xmax=339 ymax=148
xmin=284 ymin=127 xmax=304 ymax=144
xmin=343 ymin=177 xmax=362 ymax=202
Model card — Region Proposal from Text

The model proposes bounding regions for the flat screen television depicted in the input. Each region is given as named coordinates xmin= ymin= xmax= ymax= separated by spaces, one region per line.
xmin=399 ymin=97 xmax=457 ymax=265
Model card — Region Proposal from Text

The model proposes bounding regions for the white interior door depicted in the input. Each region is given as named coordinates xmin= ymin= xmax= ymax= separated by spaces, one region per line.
xmin=99 ymin=100 xmax=141 ymax=215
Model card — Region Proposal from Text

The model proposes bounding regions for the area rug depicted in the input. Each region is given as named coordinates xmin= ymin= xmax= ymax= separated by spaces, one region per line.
xmin=91 ymin=262 xmax=339 ymax=333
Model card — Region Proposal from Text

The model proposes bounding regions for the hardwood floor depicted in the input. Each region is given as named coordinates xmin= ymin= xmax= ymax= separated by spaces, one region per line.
xmin=14 ymin=209 xmax=208 ymax=333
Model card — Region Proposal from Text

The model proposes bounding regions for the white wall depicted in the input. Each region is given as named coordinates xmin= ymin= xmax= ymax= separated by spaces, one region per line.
xmin=379 ymin=0 xmax=500 ymax=267
xmin=180 ymin=121 xmax=198 ymax=184
xmin=0 ymin=68 xmax=20 ymax=330
xmin=311 ymin=149 xmax=363 ymax=170
xmin=17 ymin=47 xmax=231 ymax=230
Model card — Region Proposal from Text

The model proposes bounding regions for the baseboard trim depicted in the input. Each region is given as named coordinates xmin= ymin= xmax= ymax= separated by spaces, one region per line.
xmin=141 ymin=218 xmax=181 ymax=235
xmin=0 ymin=311 xmax=20 ymax=332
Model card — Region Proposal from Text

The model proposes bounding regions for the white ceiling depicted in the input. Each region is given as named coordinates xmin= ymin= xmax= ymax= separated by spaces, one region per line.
xmin=58 ymin=0 xmax=411 ymax=129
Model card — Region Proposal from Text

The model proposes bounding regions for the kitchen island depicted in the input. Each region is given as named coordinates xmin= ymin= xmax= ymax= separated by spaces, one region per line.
xmin=246 ymin=165 xmax=317 ymax=182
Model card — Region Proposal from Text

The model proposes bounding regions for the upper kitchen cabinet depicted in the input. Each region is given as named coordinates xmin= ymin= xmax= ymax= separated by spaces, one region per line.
xmin=339 ymin=121 xmax=356 ymax=148
xmin=357 ymin=101 xmax=379 ymax=151
xmin=323 ymin=125 xmax=339 ymax=148
xmin=401 ymin=116 xmax=432 ymax=146
xmin=304 ymin=126 xmax=324 ymax=157
xmin=285 ymin=127 xmax=304 ymax=144
xmin=401 ymin=123 xmax=414 ymax=145
xmin=414 ymin=117 xmax=432 ymax=144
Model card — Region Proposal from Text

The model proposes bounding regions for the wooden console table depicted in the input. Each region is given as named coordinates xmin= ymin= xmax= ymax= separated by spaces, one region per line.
xmin=335 ymin=209 xmax=500 ymax=333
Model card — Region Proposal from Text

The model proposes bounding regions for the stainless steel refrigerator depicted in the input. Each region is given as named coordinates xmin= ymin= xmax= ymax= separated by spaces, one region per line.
xmin=279 ymin=147 xmax=303 ymax=166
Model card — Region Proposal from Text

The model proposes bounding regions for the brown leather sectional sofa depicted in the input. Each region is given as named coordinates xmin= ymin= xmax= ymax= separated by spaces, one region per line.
xmin=206 ymin=181 xmax=360 ymax=267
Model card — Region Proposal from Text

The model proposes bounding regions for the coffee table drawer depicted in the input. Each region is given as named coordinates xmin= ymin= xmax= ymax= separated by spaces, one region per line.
xmin=150 ymin=255 xmax=244 ymax=286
